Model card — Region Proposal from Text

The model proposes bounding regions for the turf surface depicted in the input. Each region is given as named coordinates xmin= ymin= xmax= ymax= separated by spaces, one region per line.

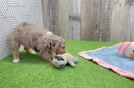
xmin=0 ymin=40 xmax=134 ymax=88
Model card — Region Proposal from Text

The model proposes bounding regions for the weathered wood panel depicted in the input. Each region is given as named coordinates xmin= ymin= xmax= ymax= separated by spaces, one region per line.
xmin=49 ymin=0 xmax=58 ymax=32
xmin=69 ymin=0 xmax=81 ymax=40
xmin=123 ymin=0 xmax=134 ymax=41
xmin=42 ymin=0 xmax=50 ymax=29
xmin=110 ymin=0 xmax=125 ymax=41
xmin=81 ymin=0 xmax=113 ymax=41
xmin=41 ymin=0 xmax=134 ymax=41
xmin=69 ymin=18 xmax=80 ymax=40
xmin=81 ymin=0 xmax=101 ymax=40
xmin=49 ymin=0 xmax=70 ymax=39
xmin=99 ymin=0 xmax=113 ymax=41
xmin=110 ymin=0 xmax=134 ymax=41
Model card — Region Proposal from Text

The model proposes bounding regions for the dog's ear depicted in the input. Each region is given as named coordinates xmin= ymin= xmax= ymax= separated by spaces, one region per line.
xmin=51 ymin=35 xmax=65 ymax=52
xmin=51 ymin=40 xmax=60 ymax=51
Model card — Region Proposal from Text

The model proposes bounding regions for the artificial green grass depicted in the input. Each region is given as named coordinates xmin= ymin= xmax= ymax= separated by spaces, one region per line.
xmin=0 ymin=40 xmax=134 ymax=88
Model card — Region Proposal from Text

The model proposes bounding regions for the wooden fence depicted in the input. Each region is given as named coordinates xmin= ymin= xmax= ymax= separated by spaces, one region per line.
xmin=42 ymin=0 xmax=134 ymax=41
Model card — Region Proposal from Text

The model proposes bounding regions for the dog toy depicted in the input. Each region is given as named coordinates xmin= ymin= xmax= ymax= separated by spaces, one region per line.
xmin=51 ymin=53 xmax=79 ymax=67
xmin=51 ymin=55 xmax=67 ymax=67
xmin=119 ymin=42 xmax=134 ymax=59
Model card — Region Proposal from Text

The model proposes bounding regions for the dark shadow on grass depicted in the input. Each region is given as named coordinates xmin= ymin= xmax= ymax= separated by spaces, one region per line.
xmin=2 ymin=51 xmax=49 ymax=65
xmin=2 ymin=52 xmax=78 ymax=70
xmin=19 ymin=52 xmax=71 ymax=69
xmin=19 ymin=52 xmax=49 ymax=64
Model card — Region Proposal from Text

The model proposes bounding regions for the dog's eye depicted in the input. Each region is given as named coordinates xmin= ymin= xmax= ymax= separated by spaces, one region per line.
xmin=133 ymin=50 xmax=134 ymax=52
xmin=62 ymin=46 xmax=65 ymax=49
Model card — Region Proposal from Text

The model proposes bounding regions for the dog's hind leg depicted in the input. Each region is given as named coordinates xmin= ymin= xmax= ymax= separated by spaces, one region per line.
xmin=12 ymin=42 xmax=21 ymax=63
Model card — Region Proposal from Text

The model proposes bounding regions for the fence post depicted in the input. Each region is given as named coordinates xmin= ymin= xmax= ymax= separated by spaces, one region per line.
xmin=49 ymin=0 xmax=70 ymax=39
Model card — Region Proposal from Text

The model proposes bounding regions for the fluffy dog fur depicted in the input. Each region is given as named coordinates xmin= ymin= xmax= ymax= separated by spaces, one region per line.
xmin=10 ymin=22 xmax=66 ymax=63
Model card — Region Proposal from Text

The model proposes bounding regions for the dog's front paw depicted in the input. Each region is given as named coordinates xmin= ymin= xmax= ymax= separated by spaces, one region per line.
xmin=13 ymin=59 xmax=20 ymax=63
xmin=30 ymin=50 xmax=37 ymax=54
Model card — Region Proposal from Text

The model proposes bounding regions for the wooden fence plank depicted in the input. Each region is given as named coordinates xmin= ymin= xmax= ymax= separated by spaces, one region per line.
xmin=123 ymin=0 xmax=134 ymax=41
xmin=110 ymin=0 xmax=125 ymax=41
xmin=49 ymin=0 xmax=70 ymax=39
xmin=69 ymin=0 xmax=81 ymax=40
xmin=42 ymin=0 xmax=50 ymax=29
xmin=80 ymin=0 xmax=101 ymax=40
xmin=99 ymin=0 xmax=113 ymax=41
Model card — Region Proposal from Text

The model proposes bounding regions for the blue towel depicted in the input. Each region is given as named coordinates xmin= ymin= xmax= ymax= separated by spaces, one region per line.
xmin=84 ymin=45 xmax=134 ymax=73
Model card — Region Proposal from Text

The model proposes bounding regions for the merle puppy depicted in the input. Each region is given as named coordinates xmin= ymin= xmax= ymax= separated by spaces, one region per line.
xmin=10 ymin=22 xmax=66 ymax=63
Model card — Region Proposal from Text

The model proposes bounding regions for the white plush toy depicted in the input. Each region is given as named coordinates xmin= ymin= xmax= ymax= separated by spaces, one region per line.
xmin=51 ymin=55 xmax=67 ymax=67
xmin=119 ymin=42 xmax=134 ymax=59
xmin=52 ymin=53 xmax=79 ymax=67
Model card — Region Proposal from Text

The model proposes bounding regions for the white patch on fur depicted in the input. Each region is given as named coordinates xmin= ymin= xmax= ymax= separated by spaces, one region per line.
xmin=19 ymin=45 xmax=24 ymax=51
xmin=46 ymin=32 xmax=52 ymax=35
xmin=30 ymin=50 xmax=37 ymax=54
xmin=13 ymin=59 xmax=20 ymax=63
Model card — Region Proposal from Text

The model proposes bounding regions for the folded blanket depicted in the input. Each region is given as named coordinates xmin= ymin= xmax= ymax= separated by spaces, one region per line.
xmin=79 ymin=44 xmax=134 ymax=79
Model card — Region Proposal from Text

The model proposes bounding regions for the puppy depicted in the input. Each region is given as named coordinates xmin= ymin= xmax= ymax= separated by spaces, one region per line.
xmin=10 ymin=22 xmax=66 ymax=63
